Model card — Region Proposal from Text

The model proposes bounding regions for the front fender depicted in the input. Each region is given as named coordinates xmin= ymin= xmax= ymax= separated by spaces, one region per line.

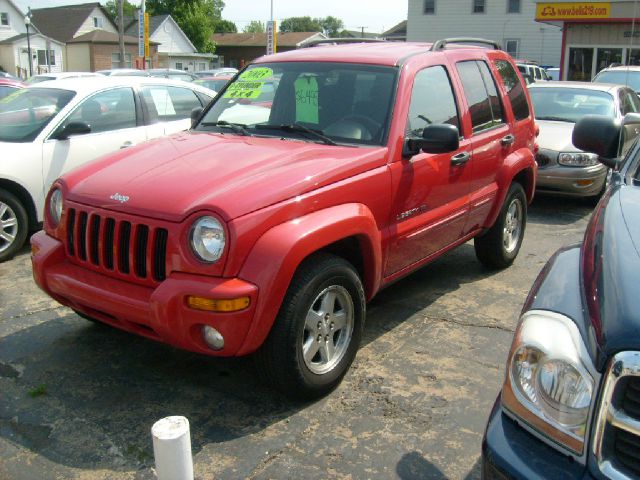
xmin=236 ymin=203 xmax=382 ymax=355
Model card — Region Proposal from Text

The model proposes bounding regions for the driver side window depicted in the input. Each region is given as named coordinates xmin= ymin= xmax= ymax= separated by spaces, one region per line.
xmin=407 ymin=66 xmax=460 ymax=135
xmin=61 ymin=87 xmax=137 ymax=134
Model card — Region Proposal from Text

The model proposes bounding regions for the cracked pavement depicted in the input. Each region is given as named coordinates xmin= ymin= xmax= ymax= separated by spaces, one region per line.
xmin=0 ymin=196 xmax=593 ymax=479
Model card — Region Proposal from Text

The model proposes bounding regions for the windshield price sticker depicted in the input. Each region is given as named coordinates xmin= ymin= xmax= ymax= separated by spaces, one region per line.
xmin=294 ymin=75 xmax=319 ymax=123
xmin=239 ymin=67 xmax=273 ymax=81
xmin=223 ymin=81 xmax=265 ymax=99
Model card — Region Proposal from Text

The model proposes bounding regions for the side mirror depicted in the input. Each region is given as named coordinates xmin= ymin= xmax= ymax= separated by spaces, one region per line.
xmin=572 ymin=115 xmax=621 ymax=169
xmin=54 ymin=121 xmax=91 ymax=140
xmin=403 ymin=124 xmax=460 ymax=158
xmin=191 ymin=107 xmax=203 ymax=128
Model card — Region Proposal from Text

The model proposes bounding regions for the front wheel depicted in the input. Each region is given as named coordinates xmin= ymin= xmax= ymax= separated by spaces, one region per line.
xmin=255 ymin=253 xmax=365 ymax=399
xmin=0 ymin=189 xmax=28 ymax=262
xmin=474 ymin=182 xmax=527 ymax=269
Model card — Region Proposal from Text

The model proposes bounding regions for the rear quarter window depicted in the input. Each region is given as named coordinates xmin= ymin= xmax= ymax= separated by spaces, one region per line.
xmin=456 ymin=60 xmax=505 ymax=133
xmin=494 ymin=59 xmax=530 ymax=121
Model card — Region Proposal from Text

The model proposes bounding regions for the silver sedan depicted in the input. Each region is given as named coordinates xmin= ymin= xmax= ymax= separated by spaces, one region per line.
xmin=529 ymin=81 xmax=640 ymax=199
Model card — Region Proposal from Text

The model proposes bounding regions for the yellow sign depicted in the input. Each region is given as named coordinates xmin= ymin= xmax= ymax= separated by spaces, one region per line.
xmin=144 ymin=12 xmax=150 ymax=58
xmin=536 ymin=2 xmax=610 ymax=20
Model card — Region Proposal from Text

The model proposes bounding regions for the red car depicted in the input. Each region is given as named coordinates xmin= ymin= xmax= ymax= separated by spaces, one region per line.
xmin=0 ymin=77 xmax=25 ymax=99
xmin=32 ymin=38 xmax=537 ymax=398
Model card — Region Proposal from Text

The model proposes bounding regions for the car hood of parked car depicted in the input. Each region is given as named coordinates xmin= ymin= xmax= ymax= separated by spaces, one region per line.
xmin=61 ymin=131 xmax=388 ymax=222
xmin=536 ymin=120 xmax=579 ymax=152
xmin=581 ymin=184 xmax=640 ymax=368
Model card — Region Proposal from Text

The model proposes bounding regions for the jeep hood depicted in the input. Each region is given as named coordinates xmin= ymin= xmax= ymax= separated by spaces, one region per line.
xmin=582 ymin=185 xmax=640 ymax=368
xmin=536 ymin=120 xmax=578 ymax=152
xmin=62 ymin=132 xmax=388 ymax=222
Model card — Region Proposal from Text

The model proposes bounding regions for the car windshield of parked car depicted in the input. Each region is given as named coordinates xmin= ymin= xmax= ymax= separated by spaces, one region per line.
xmin=594 ymin=70 xmax=640 ymax=92
xmin=196 ymin=62 xmax=398 ymax=146
xmin=194 ymin=78 xmax=230 ymax=91
xmin=0 ymin=88 xmax=75 ymax=143
xmin=530 ymin=87 xmax=614 ymax=123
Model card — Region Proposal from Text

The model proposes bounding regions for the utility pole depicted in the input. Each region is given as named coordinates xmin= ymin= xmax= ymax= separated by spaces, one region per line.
xmin=357 ymin=26 xmax=367 ymax=37
xmin=118 ymin=0 xmax=125 ymax=68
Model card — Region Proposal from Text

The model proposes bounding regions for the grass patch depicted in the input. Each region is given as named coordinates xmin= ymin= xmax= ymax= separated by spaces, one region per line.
xmin=28 ymin=384 xmax=48 ymax=398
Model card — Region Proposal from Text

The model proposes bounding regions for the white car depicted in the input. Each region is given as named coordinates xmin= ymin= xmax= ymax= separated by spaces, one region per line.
xmin=25 ymin=72 xmax=104 ymax=84
xmin=0 ymin=76 xmax=216 ymax=260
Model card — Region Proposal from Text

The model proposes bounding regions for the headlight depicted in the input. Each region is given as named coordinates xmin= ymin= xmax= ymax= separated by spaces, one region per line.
xmin=49 ymin=188 xmax=63 ymax=227
xmin=558 ymin=152 xmax=599 ymax=167
xmin=502 ymin=310 xmax=597 ymax=455
xmin=189 ymin=216 xmax=225 ymax=263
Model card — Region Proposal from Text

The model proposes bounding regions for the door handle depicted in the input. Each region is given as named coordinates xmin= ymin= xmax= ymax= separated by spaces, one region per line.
xmin=120 ymin=141 xmax=133 ymax=149
xmin=451 ymin=151 xmax=470 ymax=166
xmin=501 ymin=134 xmax=515 ymax=146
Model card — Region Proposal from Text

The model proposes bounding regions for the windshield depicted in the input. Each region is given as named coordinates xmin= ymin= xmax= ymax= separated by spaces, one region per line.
xmin=594 ymin=70 xmax=640 ymax=92
xmin=530 ymin=87 xmax=614 ymax=123
xmin=196 ymin=62 xmax=398 ymax=146
xmin=194 ymin=78 xmax=230 ymax=91
xmin=0 ymin=88 xmax=75 ymax=142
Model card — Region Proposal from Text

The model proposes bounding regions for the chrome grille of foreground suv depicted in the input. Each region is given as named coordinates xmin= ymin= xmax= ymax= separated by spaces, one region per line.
xmin=65 ymin=207 xmax=168 ymax=282
xmin=593 ymin=352 xmax=640 ymax=479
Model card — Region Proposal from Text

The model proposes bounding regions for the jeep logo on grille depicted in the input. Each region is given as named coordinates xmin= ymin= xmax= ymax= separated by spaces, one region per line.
xmin=110 ymin=193 xmax=130 ymax=203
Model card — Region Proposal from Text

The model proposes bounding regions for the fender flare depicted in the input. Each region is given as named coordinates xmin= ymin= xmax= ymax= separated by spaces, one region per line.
xmin=236 ymin=203 xmax=382 ymax=355
xmin=485 ymin=148 xmax=536 ymax=229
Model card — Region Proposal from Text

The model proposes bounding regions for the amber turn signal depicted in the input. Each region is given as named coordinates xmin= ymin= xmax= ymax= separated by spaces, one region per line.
xmin=186 ymin=295 xmax=250 ymax=312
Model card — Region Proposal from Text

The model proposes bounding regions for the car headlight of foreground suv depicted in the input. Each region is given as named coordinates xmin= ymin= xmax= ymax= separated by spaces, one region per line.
xmin=189 ymin=216 xmax=225 ymax=262
xmin=48 ymin=188 xmax=63 ymax=227
xmin=502 ymin=310 xmax=598 ymax=456
xmin=558 ymin=152 xmax=599 ymax=167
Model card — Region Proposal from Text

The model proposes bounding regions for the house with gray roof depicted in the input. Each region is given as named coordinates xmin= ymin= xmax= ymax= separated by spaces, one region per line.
xmin=0 ymin=0 xmax=65 ymax=77
xmin=124 ymin=14 xmax=216 ymax=72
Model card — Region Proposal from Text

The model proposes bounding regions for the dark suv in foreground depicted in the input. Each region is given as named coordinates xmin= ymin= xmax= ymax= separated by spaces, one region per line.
xmin=483 ymin=114 xmax=640 ymax=479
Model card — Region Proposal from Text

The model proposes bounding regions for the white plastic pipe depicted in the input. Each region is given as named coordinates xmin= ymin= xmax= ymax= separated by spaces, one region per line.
xmin=151 ymin=416 xmax=194 ymax=480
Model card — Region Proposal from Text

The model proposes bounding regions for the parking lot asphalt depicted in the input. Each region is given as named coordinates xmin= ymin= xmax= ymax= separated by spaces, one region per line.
xmin=0 ymin=195 xmax=593 ymax=480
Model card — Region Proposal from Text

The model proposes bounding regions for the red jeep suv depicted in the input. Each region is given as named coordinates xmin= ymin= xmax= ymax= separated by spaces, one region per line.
xmin=32 ymin=38 xmax=537 ymax=398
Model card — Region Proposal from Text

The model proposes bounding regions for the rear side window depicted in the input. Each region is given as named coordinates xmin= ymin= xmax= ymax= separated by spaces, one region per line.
xmin=494 ymin=59 xmax=530 ymax=121
xmin=406 ymin=65 xmax=460 ymax=134
xmin=141 ymin=86 xmax=202 ymax=123
xmin=456 ymin=60 xmax=504 ymax=133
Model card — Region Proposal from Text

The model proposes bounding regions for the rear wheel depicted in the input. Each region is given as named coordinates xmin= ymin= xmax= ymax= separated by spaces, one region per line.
xmin=255 ymin=253 xmax=365 ymax=399
xmin=0 ymin=189 xmax=28 ymax=262
xmin=474 ymin=182 xmax=526 ymax=269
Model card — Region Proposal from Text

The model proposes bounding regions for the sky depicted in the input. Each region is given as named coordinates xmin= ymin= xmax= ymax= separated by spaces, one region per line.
xmin=14 ymin=0 xmax=407 ymax=35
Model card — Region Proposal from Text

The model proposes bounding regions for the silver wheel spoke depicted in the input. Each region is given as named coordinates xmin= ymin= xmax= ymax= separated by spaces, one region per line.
xmin=324 ymin=336 xmax=336 ymax=361
xmin=0 ymin=231 xmax=15 ymax=243
xmin=303 ymin=337 xmax=320 ymax=364
xmin=332 ymin=311 xmax=347 ymax=331
xmin=0 ymin=204 xmax=7 ymax=218
xmin=320 ymin=290 xmax=337 ymax=315
xmin=305 ymin=309 xmax=323 ymax=333
xmin=1 ymin=218 xmax=17 ymax=229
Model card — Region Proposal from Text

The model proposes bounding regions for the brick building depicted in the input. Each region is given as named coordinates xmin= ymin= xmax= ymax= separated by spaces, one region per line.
xmin=66 ymin=30 xmax=158 ymax=71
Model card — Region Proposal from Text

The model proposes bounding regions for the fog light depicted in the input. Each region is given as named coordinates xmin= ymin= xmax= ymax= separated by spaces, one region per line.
xmin=31 ymin=244 xmax=40 ymax=256
xmin=187 ymin=295 xmax=250 ymax=312
xmin=202 ymin=325 xmax=224 ymax=350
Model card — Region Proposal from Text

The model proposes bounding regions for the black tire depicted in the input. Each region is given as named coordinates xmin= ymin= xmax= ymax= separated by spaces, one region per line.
xmin=255 ymin=253 xmax=365 ymax=400
xmin=474 ymin=182 xmax=527 ymax=269
xmin=0 ymin=189 xmax=29 ymax=263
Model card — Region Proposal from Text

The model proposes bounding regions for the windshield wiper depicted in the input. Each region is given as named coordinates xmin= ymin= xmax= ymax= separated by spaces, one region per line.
xmin=255 ymin=123 xmax=337 ymax=146
xmin=536 ymin=116 xmax=573 ymax=123
xmin=200 ymin=120 xmax=251 ymax=136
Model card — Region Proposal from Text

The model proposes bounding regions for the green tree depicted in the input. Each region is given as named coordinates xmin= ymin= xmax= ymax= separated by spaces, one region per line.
xmin=213 ymin=19 xmax=237 ymax=33
xmin=243 ymin=20 xmax=265 ymax=33
xmin=317 ymin=16 xmax=344 ymax=38
xmin=146 ymin=0 xmax=227 ymax=53
xmin=104 ymin=0 xmax=138 ymax=21
xmin=279 ymin=16 xmax=322 ymax=33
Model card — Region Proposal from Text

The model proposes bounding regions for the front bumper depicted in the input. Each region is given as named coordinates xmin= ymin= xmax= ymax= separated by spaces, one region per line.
xmin=482 ymin=396 xmax=595 ymax=480
xmin=31 ymin=231 xmax=259 ymax=356
xmin=536 ymin=163 xmax=607 ymax=197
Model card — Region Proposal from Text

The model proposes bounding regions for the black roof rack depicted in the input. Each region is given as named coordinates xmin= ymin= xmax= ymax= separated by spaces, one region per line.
xmin=299 ymin=38 xmax=385 ymax=48
xmin=430 ymin=37 xmax=501 ymax=51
